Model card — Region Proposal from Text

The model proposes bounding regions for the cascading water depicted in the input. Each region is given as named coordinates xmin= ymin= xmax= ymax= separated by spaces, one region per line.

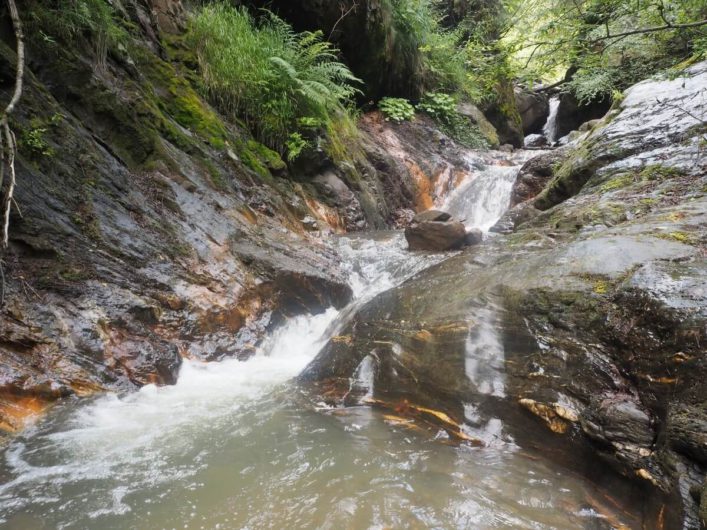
xmin=543 ymin=97 xmax=561 ymax=145
xmin=440 ymin=150 xmax=542 ymax=231
xmin=0 ymin=149 xmax=637 ymax=529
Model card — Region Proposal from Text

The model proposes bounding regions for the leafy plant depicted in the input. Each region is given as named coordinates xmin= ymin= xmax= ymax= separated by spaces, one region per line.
xmin=379 ymin=97 xmax=415 ymax=123
xmin=285 ymin=132 xmax=310 ymax=162
xmin=417 ymin=92 xmax=457 ymax=123
xmin=438 ymin=115 xmax=490 ymax=149
xmin=189 ymin=4 xmax=361 ymax=156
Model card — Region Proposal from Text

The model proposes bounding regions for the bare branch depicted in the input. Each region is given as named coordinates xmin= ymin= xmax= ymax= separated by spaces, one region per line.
xmin=1 ymin=0 xmax=25 ymax=250
xmin=328 ymin=1 xmax=358 ymax=42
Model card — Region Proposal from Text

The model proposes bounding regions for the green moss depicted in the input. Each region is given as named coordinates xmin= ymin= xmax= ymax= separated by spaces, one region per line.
xmin=18 ymin=117 xmax=57 ymax=159
xmin=132 ymin=44 xmax=230 ymax=151
xmin=657 ymin=231 xmax=695 ymax=245
xmin=593 ymin=280 xmax=608 ymax=294
xmin=81 ymin=84 xmax=161 ymax=167
xmin=638 ymin=164 xmax=683 ymax=182
xmin=235 ymin=139 xmax=286 ymax=180
xmin=600 ymin=172 xmax=635 ymax=192
xmin=201 ymin=157 xmax=228 ymax=190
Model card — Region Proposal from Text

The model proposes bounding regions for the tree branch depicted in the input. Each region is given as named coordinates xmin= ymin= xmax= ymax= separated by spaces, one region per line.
xmin=590 ymin=19 xmax=707 ymax=44
xmin=1 ymin=0 xmax=24 ymax=250
xmin=328 ymin=1 xmax=358 ymax=42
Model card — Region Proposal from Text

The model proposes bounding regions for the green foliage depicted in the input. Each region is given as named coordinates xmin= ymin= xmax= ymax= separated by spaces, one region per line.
xmin=417 ymin=92 xmax=457 ymax=122
xmin=188 ymin=4 xmax=361 ymax=159
xmin=504 ymin=0 xmax=707 ymax=98
xmin=18 ymin=114 xmax=63 ymax=159
xmin=379 ymin=97 xmax=416 ymax=123
xmin=388 ymin=0 xmax=503 ymax=103
xmin=285 ymin=133 xmax=310 ymax=162
xmin=438 ymin=115 xmax=490 ymax=149
xmin=416 ymin=92 xmax=488 ymax=148
xmin=25 ymin=0 xmax=129 ymax=62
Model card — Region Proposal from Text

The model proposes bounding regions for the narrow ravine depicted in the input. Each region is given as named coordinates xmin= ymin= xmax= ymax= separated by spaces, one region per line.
xmin=0 ymin=150 xmax=637 ymax=529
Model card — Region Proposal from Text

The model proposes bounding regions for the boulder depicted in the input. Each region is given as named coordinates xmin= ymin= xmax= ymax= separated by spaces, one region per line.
xmin=413 ymin=209 xmax=452 ymax=223
xmin=405 ymin=220 xmax=466 ymax=251
xmin=523 ymin=133 xmax=548 ymax=148
xmin=510 ymin=147 xmax=570 ymax=207
xmin=514 ymin=88 xmax=550 ymax=135
xmin=457 ymin=102 xmax=500 ymax=147
xmin=464 ymin=228 xmax=483 ymax=246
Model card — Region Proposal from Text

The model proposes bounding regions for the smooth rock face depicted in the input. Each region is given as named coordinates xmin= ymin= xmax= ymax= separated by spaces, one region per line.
xmin=509 ymin=147 xmax=569 ymax=207
xmin=405 ymin=220 xmax=467 ymax=251
xmin=536 ymin=61 xmax=707 ymax=210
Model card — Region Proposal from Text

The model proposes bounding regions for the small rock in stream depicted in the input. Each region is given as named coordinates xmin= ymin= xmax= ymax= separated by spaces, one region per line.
xmin=405 ymin=219 xmax=466 ymax=251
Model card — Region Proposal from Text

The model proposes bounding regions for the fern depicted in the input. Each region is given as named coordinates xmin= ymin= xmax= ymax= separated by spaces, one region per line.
xmin=189 ymin=4 xmax=361 ymax=157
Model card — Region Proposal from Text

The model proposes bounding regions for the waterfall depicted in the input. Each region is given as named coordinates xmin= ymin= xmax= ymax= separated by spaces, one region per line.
xmin=543 ymin=97 xmax=561 ymax=144
xmin=439 ymin=151 xmax=540 ymax=231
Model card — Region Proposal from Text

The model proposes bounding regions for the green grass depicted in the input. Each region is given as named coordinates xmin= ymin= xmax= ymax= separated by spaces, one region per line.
xmin=188 ymin=4 xmax=361 ymax=159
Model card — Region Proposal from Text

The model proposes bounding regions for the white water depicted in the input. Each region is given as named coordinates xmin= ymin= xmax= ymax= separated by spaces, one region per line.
xmin=441 ymin=151 xmax=539 ymax=231
xmin=0 ymin=150 xmax=639 ymax=529
xmin=543 ymin=97 xmax=561 ymax=145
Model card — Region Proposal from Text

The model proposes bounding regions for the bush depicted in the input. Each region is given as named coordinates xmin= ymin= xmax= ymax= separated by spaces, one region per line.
xmin=417 ymin=92 xmax=457 ymax=122
xmin=189 ymin=4 xmax=361 ymax=158
xmin=379 ymin=97 xmax=415 ymax=123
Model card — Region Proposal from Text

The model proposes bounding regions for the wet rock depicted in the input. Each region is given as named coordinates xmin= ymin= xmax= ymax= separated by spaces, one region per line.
xmin=515 ymin=88 xmax=550 ymax=135
xmin=404 ymin=220 xmax=467 ymax=251
xmin=413 ymin=209 xmax=452 ymax=223
xmin=581 ymin=394 xmax=654 ymax=451
xmin=536 ymin=61 xmax=707 ymax=210
xmin=523 ymin=133 xmax=548 ymax=148
xmin=0 ymin=22 xmax=355 ymax=429
xmin=556 ymin=91 xmax=611 ymax=139
xmin=463 ymin=228 xmax=483 ymax=246
xmin=357 ymin=111 xmax=480 ymax=223
xmin=300 ymin=61 xmax=707 ymax=529
xmin=312 ymin=170 xmax=366 ymax=230
xmin=510 ymin=147 xmax=570 ymax=206
xmin=667 ymin=405 xmax=707 ymax=465
xmin=390 ymin=208 xmax=415 ymax=228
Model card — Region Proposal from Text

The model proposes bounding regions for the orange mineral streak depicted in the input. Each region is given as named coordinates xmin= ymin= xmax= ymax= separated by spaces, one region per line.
xmin=365 ymin=397 xmax=484 ymax=445
xmin=237 ymin=204 xmax=258 ymax=225
xmin=303 ymin=196 xmax=345 ymax=233
xmin=406 ymin=160 xmax=434 ymax=211
xmin=0 ymin=394 xmax=53 ymax=433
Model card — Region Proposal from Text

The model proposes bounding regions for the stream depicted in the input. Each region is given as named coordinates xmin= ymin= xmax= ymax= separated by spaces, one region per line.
xmin=0 ymin=151 xmax=639 ymax=529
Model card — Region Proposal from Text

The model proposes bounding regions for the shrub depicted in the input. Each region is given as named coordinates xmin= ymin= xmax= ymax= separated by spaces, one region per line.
xmin=417 ymin=92 xmax=457 ymax=123
xmin=438 ymin=115 xmax=489 ymax=149
xmin=379 ymin=97 xmax=415 ymax=123
xmin=189 ymin=4 xmax=361 ymax=159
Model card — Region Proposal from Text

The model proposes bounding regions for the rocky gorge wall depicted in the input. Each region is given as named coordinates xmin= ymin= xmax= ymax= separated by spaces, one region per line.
xmin=0 ymin=0 xmax=495 ymax=433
